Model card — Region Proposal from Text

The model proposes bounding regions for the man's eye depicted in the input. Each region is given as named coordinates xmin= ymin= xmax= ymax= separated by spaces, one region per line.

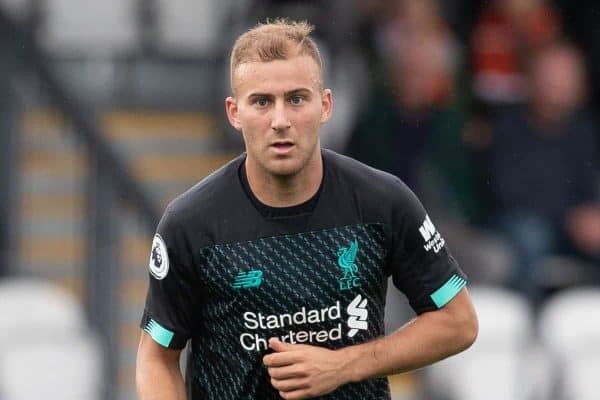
xmin=289 ymin=95 xmax=304 ymax=105
xmin=255 ymin=98 xmax=270 ymax=107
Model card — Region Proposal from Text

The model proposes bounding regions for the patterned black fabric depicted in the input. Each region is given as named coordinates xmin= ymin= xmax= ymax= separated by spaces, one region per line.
xmin=190 ymin=224 xmax=390 ymax=399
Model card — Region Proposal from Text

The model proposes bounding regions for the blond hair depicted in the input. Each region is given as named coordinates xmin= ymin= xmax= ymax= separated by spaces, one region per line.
xmin=230 ymin=19 xmax=323 ymax=93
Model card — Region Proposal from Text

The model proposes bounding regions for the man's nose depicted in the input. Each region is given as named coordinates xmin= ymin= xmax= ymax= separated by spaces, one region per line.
xmin=271 ymin=101 xmax=291 ymax=131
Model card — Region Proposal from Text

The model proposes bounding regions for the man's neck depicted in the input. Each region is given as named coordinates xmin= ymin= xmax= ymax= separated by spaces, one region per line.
xmin=245 ymin=152 xmax=323 ymax=208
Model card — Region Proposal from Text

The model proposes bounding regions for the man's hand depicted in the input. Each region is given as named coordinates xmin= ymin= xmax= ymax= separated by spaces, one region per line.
xmin=263 ymin=338 xmax=349 ymax=399
xmin=565 ymin=204 xmax=600 ymax=256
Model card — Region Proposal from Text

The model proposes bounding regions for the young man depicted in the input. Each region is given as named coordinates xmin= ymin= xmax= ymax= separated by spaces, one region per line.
xmin=136 ymin=19 xmax=478 ymax=400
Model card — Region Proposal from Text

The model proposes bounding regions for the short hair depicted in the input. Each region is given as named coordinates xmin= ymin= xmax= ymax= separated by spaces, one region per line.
xmin=229 ymin=18 xmax=323 ymax=93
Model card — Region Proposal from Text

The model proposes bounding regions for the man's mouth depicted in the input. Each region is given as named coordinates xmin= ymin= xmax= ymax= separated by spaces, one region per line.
xmin=270 ymin=142 xmax=295 ymax=153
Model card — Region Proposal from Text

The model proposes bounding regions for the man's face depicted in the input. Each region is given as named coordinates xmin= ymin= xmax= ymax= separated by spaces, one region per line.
xmin=530 ymin=49 xmax=584 ymax=120
xmin=226 ymin=55 xmax=332 ymax=177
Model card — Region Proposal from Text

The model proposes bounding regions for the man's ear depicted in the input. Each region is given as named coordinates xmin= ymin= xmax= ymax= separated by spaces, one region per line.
xmin=320 ymin=89 xmax=333 ymax=124
xmin=225 ymin=97 xmax=242 ymax=131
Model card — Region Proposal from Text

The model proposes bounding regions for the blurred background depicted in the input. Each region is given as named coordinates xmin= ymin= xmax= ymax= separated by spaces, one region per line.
xmin=0 ymin=0 xmax=598 ymax=399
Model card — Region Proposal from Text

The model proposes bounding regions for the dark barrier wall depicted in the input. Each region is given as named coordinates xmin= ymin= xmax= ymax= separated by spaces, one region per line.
xmin=0 ymin=28 xmax=19 ymax=277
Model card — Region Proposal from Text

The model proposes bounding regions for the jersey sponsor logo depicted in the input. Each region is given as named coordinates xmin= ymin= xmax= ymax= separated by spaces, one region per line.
xmin=239 ymin=295 xmax=370 ymax=351
xmin=233 ymin=270 xmax=263 ymax=289
xmin=337 ymin=240 xmax=361 ymax=290
xmin=149 ymin=234 xmax=169 ymax=280
xmin=347 ymin=294 xmax=368 ymax=337
xmin=418 ymin=214 xmax=445 ymax=253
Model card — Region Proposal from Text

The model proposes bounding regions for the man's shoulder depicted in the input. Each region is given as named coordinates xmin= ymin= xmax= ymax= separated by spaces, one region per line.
xmin=323 ymin=149 xmax=404 ymax=193
xmin=322 ymin=149 xmax=417 ymax=223
xmin=163 ymin=153 xmax=244 ymax=223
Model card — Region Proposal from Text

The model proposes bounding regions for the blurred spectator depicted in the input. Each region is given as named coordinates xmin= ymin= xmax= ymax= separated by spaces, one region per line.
xmin=381 ymin=0 xmax=458 ymax=111
xmin=486 ymin=41 xmax=600 ymax=303
xmin=549 ymin=0 xmax=600 ymax=110
xmin=470 ymin=0 xmax=561 ymax=110
xmin=348 ymin=0 xmax=461 ymax=188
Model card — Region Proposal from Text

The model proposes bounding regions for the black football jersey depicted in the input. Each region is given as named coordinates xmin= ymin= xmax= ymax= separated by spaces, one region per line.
xmin=141 ymin=149 xmax=467 ymax=399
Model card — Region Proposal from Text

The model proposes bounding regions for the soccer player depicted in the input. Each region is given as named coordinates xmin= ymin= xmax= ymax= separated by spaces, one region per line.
xmin=136 ymin=19 xmax=478 ymax=400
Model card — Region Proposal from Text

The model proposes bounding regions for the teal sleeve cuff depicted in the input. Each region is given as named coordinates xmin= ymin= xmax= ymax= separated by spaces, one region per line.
xmin=143 ymin=318 xmax=175 ymax=348
xmin=430 ymin=274 xmax=467 ymax=308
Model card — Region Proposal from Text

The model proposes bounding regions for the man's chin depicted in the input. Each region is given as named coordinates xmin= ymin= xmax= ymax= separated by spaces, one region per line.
xmin=265 ymin=158 xmax=303 ymax=177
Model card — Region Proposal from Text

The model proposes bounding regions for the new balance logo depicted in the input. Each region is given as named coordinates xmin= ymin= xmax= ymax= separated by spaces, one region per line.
xmin=233 ymin=270 xmax=263 ymax=289
xmin=419 ymin=214 xmax=445 ymax=254
xmin=347 ymin=294 xmax=368 ymax=337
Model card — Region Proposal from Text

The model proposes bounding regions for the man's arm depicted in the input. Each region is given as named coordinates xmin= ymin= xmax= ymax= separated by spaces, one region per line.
xmin=136 ymin=331 xmax=187 ymax=400
xmin=264 ymin=288 xmax=478 ymax=399
xmin=342 ymin=287 xmax=477 ymax=379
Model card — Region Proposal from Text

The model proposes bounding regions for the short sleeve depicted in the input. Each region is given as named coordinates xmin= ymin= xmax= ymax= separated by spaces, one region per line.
xmin=388 ymin=178 xmax=467 ymax=314
xmin=140 ymin=209 xmax=198 ymax=349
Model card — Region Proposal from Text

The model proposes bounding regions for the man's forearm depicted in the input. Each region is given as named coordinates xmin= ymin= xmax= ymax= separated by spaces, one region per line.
xmin=339 ymin=293 xmax=478 ymax=383
xmin=263 ymin=290 xmax=477 ymax=398
xmin=136 ymin=358 xmax=187 ymax=400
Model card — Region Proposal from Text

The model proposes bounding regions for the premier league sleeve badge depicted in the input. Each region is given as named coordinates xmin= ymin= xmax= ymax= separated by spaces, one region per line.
xmin=149 ymin=234 xmax=170 ymax=280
